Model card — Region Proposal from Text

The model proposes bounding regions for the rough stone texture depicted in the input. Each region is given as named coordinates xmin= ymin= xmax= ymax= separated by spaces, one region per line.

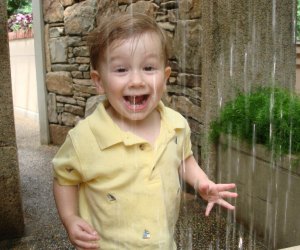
xmin=64 ymin=0 xmax=98 ymax=35
xmin=43 ymin=0 xmax=64 ymax=23
xmin=85 ymin=95 xmax=106 ymax=117
xmin=0 ymin=0 xmax=24 ymax=238
xmin=61 ymin=112 xmax=81 ymax=126
xmin=61 ymin=0 xmax=75 ymax=7
xmin=46 ymin=71 xmax=73 ymax=95
xmin=48 ymin=93 xmax=58 ymax=123
xmin=178 ymin=0 xmax=201 ymax=19
xmin=173 ymin=20 xmax=202 ymax=74
xmin=49 ymin=26 xmax=64 ymax=38
xmin=50 ymin=124 xmax=72 ymax=145
xmin=126 ymin=1 xmax=159 ymax=16
xmin=49 ymin=37 xmax=68 ymax=63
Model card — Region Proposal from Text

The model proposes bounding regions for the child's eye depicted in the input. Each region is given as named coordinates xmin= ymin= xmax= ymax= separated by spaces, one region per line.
xmin=144 ymin=66 xmax=155 ymax=71
xmin=114 ymin=67 xmax=127 ymax=73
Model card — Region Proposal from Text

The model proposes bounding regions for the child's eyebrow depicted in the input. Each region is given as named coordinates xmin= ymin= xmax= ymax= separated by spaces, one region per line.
xmin=142 ymin=52 xmax=162 ymax=60
xmin=106 ymin=55 xmax=125 ymax=64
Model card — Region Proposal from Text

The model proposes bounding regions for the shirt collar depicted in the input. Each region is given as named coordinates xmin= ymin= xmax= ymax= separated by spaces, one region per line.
xmin=87 ymin=99 xmax=185 ymax=150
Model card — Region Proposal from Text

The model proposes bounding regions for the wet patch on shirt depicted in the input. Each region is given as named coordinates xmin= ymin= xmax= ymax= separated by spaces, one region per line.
xmin=65 ymin=167 xmax=74 ymax=173
xmin=142 ymin=229 xmax=151 ymax=239
xmin=106 ymin=193 xmax=117 ymax=202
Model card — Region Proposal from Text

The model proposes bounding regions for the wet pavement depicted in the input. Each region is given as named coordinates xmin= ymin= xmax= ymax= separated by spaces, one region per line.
xmin=0 ymin=113 xmax=267 ymax=249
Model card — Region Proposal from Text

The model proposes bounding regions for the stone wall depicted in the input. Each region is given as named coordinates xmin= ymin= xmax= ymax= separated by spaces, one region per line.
xmin=0 ymin=0 xmax=24 ymax=239
xmin=43 ymin=0 xmax=203 ymax=162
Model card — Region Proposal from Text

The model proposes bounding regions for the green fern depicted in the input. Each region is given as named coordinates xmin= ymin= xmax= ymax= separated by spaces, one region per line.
xmin=210 ymin=87 xmax=300 ymax=156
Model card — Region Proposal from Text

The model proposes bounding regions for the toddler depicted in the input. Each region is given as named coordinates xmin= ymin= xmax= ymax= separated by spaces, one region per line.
xmin=53 ymin=13 xmax=237 ymax=250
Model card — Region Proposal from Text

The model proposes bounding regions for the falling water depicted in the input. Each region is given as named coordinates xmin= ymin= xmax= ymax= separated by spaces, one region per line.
xmin=191 ymin=0 xmax=299 ymax=249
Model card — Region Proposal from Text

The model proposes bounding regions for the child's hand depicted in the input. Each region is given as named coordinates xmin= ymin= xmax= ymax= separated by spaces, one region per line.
xmin=64 ymin=215 xmax=100 ymax=250
xmin=197 ymin=180 xmax=238 ymax=216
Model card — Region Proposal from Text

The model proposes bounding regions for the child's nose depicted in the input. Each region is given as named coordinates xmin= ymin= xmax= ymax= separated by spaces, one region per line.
xmin=129 ymin=70 xmax=145 ymax=87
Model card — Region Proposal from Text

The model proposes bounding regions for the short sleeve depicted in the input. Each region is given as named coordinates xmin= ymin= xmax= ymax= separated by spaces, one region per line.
xmin=52 ymin=135 xmax=83 ymax=185
xmin=183 ymin=120 xmax=193 ymax=160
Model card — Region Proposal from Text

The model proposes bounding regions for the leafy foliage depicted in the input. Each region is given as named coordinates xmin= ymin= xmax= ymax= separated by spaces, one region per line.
xmin=210 ymin=87 xmax=300 ymax=156
xmin=7 ymin=0 xmax=32 ymax=17
xmin=7 ymin=13 xmax=33 ymax=32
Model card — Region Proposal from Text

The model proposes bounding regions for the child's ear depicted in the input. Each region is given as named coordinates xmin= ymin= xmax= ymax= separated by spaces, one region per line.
xmin=163 ymin=66 xmax=172 ymax=91
xmin=165 ymin=66 xmax=171 ymax=79
xmin=90 ymin=70 xmax=105 ymax=94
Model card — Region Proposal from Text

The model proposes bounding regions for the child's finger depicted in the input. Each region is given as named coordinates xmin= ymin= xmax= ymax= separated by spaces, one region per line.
xmin=78 ymin=221 xmax=100 ymax=239
xmin=215 ymin=183 xmax=236 ymax=191
xmin=217 ymin=198 xmax=235 ymax=211
xmin=219 ymin=191 xmax=238 ymax=198
xmin=76 ymin=230 xmax=100 ymax=242
xmin=205 ymin=202 xmax=214 ymax=216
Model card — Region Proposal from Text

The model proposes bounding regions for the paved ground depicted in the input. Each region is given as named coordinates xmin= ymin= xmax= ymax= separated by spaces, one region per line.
xmin=0 ymin=113 xmax=267 ymax=249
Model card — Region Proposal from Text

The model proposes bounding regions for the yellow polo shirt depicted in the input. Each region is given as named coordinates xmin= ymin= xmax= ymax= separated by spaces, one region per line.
xmin=53 ymin=101 xmax=193 ymax=250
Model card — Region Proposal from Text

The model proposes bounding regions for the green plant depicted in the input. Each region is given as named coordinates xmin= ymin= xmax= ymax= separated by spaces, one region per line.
xmin=210 ymin=87 xmax=300 ymax=156
xmin=7 ymin=0 xmax=32 ymax=17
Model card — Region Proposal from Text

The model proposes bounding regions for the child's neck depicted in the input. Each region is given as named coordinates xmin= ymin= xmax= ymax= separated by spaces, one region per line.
xmin=107 ymin=106 xmax=161 ymax=146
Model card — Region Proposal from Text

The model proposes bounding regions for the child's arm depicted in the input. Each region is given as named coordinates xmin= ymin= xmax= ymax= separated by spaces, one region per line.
xmin=53 ymin=179 xmax=100 ymax=249
xmin=179 ymin=155 xmax=238 ymax=216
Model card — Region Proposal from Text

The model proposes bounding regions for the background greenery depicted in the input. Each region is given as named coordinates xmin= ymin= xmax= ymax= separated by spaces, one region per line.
xmin=210 ymin=87 xmax=300 ymax=156
xmin=7 ymin=0 xmax=32 ymax=17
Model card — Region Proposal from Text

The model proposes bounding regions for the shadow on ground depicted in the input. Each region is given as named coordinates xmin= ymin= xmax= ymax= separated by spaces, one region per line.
xmin=0 ymin=113 xmax=266 ymax=249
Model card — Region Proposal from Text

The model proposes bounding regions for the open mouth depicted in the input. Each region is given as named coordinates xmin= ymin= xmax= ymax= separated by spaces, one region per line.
xmin=123 ymin=94 xmax=149 ymax=111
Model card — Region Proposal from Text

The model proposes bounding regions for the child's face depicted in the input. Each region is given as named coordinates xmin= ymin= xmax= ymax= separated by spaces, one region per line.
xmin=91 ymin=32 xmax=171 ymax=123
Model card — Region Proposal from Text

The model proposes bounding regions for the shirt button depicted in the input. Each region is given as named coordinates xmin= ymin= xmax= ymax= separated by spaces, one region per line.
xmin=139 ymin=144 xmax=145 ymax=150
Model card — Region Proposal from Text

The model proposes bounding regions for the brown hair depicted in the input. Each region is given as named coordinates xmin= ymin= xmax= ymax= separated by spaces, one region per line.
xmin=87 ymin=13 xmax=169 ymax=70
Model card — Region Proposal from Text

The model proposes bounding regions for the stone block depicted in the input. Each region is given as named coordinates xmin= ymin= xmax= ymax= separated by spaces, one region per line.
xmin=51 ymin=64 xmax=79 ymax=72
xmin=173 ymin=20 xmax=202 ymax=74
xmin=73 ymin=84 xmax=97 ymax=95
xmin=47 ymin=93 xmax=58 ymax=123
xmin=85 ymin=95 xmax=106 ymax=117
xmin=61 ymin=0 xmax=74 ymax=7
xmin=126 ymin=1 xmax=158 ymax=16
xmin=56 ymin=95 xmax=77 ymax=105
xmin=75 ymin=57 xmax=90 ymax=64
xmin=62 ymin=112 xmax=81 ymax=126
xmin=43 ymin=0 xmax=64 ymax=23
xmin=178 ymin=0 xmax=201 ymax=19
xmin=49 ymin=124 xmax=72 ymax=145
xmin=49 ymin=27 xmax=64 ymax=38
xmin=64 ymin=0 xmax=98 ymax=35
xmin=169 ymin=95 xmax=202 ymax=122
xmin=64 ymin=104 xmax=84 ymax=116
xmin=46 ymin=72 xmax=73 ymax=95
xmin=49 ymin=37 xmax=68 ymax=63
xmin=73 ymin=46 xmax=89 ymax=57
xmin=73 ymin=79 xmax=93 ymax=86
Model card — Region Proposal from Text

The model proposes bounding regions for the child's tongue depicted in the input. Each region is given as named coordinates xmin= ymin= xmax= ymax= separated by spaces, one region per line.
xmin=126 ymin=95 xmax=145 ymax=105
